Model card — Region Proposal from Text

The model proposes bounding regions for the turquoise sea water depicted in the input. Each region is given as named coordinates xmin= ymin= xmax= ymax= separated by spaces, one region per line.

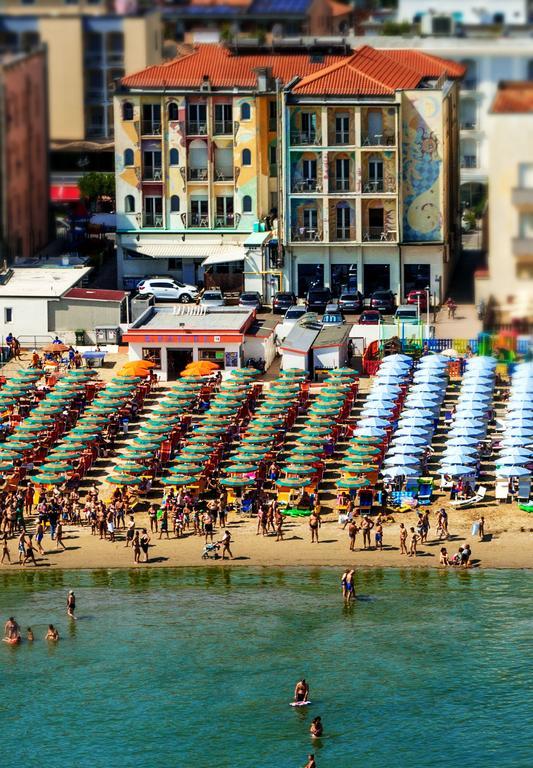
xmin=0 ymin=568 xmax=531 ymax=768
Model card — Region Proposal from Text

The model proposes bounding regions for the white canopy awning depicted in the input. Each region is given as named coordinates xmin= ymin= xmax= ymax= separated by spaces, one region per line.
xmin=202 ymin=251 xmax=245 ymax=267
xmin=125 ymin=243 xmax=244 ymax=261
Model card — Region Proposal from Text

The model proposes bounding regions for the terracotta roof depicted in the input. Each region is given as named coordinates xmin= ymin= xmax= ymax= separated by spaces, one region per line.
xmin=292 ymin=45 xmax=464 ymax=96
xmin=64 ymin=288 xmax=127 ymax=302
xmin=491 ymin=81 xmax=533 ymax=113
xmin=121 ymin=44 xmax=346 ymax=89
xmin=328 ymin=0 xmax=351 ymax=17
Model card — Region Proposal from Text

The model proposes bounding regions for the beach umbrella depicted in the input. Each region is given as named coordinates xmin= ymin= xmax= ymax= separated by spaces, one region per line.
xmin=247 ymin=426 xmax=277 ymax=435
xmin=111 ymin=464 xmax=150 ymax=475
xmin=282 ymin=465 xmax=316 ymax=476
xmin=498 ymin=437 xmax=532 ymax=448
xmin=381 ymin=466 xmax=418 ymax=478
xmin=383 ymin=454 xmax=420 ymax=466
xmin=161 ymin=475 xmax=198 ymax=486
xmin=390 ymin=435 xmax=427 ymax=446
xmin=196 ymin=426 xmax=227 ymax=435
xmin=495 ymin=456 xmax=531 ymax=468
xmin=40 ymin=462 xmax=75 ymax=473
xmin=439 ymin=465 xmax=476 ymax=476
xmin=501 ymin=429 xmax=533 ymax=440
xmin=394 ymin=427 xmax=430 ymax=437
xmin=295 ymin=435 xmax=326 ymax=446
xmin=5 ymin=441 xmax=36 ymax=451
xmin=356 ymin=417 xmax=392 ymax=428
xmin=230 ymin=454 xmax=263 ymax=464
xmin=276 ymin=476 xmax=310 ymax=488
xmin=300 ymin=427 xmax=331 ymax=437
xmin=30 ymin=473 xmax=65 ymax=485
xmin=386 ymin=445 xmax=425 ymax=456
xmin=284 ymin=455 xmax=321 ymax=465
xmin=179 ymin=448 xmax=211 ymax=460
xmin=336 ymin=477 xmax=371 ymax=489
xmin=328 ymin=368 xmax=358 ymax=377
xmin=291 ymin=446 xmax=323 ymax=456
xmin=225 ymin=464 xmax=258 ymax=474
xmin=352 ymin=427 xmax=388 ymax=438
xmin=341 ymin=463 xmax=379 ymax=474
xmin=106 ymin=473 xmax=143 ymax=485
xmin=232 ymin=368 xmax=262 ymax=377
xmin=495 ymin=466 xmax=531 ymax=477
xmin=446 ymin=436 xmax=480 ymax=447
xmin=441 ymin=443 xmax=478 ymax=456
xmin=219 ymin=477 xmax=254 ymax=488
xmin=398 ymin=416 xmax=434 ymax=427
xmin=0 ymin=449 xmax=22 ymax=459
xmin=359 ymin=406 xmax=394 ymax=418
xmin=347 ymin=444 xmax=381 ymax=456
xmin=166 ymin=465 xmax=204 ymax=476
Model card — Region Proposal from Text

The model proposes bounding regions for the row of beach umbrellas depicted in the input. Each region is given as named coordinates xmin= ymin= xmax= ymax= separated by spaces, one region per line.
xmin=493 ymin=361 xmax=533 ymax=478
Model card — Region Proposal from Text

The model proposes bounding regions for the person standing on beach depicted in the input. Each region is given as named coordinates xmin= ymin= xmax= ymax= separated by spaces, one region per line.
xmin=361 ymin=516 xmax=374 ymax=549
xmin=477 ymin=516 xmax=485 ymax=542
xmin=1 ymin=534 xmax=10 ymax=564
xmin=309 ymin=511 xmax=321 ymax=543
xmin=203 ymin=513 xmax=214 ymax=544
xmin=67 ymin=591 xmax=76 ymax=619
xmin=125 ymin=516 xmax=135 ymax=548
xmin=348 ymin=520 xmax=359 ymax=551
xmin=399 ymin=523 xmax=408 ymax=555
xmin=133 ymin=531 xmax=141 ymax=564
xmin=56 ymin=521 xmax=67 ymax=550
xmin=22 ymin=535 xmax=37 ymax=566
xmin=275 ymin=509 xmax=284 ymax=541
xmin=219 ymin=530 xmax=233 ymax=560
xmin=374 ymin=523 xmax=383 ymax=551
xmin=408 ymin=527 xmax=419 ymax=557
xmin=140 ymin=529 xmax=150 ymax=563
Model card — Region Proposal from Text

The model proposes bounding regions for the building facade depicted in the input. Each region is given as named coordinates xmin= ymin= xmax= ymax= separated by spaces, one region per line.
xmin=114 ymin=43 xmax=463 ymax=301
xmin=280 ymin=46 xmax=463 ymax=299
xmin=397 ymin=0 xmax=528 ymax=26
xmin=475 ymin=82 xmax=533 ymax=322
xmin=0 ymin=48 xmax=49 ymax=263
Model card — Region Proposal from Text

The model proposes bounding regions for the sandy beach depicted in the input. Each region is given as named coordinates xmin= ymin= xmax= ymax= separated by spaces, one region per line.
xmin=2 ymin=500 xmax=532 ymax=571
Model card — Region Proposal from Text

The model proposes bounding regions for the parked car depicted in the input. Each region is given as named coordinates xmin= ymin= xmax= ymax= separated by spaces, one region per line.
xmin=306 ymin=287 xmax=332 ymax=313
xmin=137 ymin=278 xmax=199 ymax=303
xmin=239 ymin=291 xmax=262 ymax=310
xmin=272 ymin=291 xmax=297 ymax=314
xmin=283 ymin=305 xmax=308 ymax=324
xmin=338 ymin=291 xmax=364 ymax=314
xmin=394 ymin=305 xmax=420 ymax=324
xmin=200 ymin=289 xmax=225 ymax=307
xmin=322 ymin=304 xmax=345 ymax=326
xmin=359 ymin=310 xmax=383 ymax=325
xmin=369 ymin=290 xmax=396 ymax=314
xmin=406 ymin=290 xmax=428 ymax=311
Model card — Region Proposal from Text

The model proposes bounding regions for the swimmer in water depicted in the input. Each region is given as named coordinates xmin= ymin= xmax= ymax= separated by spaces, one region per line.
xmin=304 ymin=755 xmax=316 ymax=768
xmin=310 ymin=717 xmax=323 ymax=738
xmin=3 ymin=616 xmax=20 ymax=642
xmin=344 ymin=569 xmax=356 ymax=603
xmin=27 ymin=627 xmax=34 ymax=641
xmin=45 ymin=624 xmax=60 ymax=642
xmin=294 ymin=678 xmax=309 ymax=703
xmin=67 ymin=590 xmax=76 ymax=619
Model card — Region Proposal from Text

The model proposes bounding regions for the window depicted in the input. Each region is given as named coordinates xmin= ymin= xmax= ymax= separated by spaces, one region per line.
xmin=301 ymin=112 xmax=317 ymax=142
xmin=168 ymin=258 xmax=183 ymax=271
xmin=269 ymin=143 xmax=277 ymax=176
xmin=461 ymin=59 xmax=477 ymax=90
xmin=519 ymin=212 xmax=533 ymax=239
xmin=168 ymin=102 xmax=178 ymax=121
xmin=143 ymin=196 xmax=163 ymax=227
xmin=214 ymin=104 xmax=233 ymax=134
xmin=303 ymin=208 xmax=318 ymax=230
xmin=125 ymin=195 xmax=135 ymax=213
xmin=240 ymin=102 xmax=251 ymax=120
xmin=216 ymin=196 xmax=234 ymax=226
xmin=335 ymin=157 xmax=350 ymax=191
xmin=169 ymin=148 xmax=179 ymax=165
xmin=122 ymin=101 xmax=133 ymax=121
xmin=199 ymin=348 xmax=225 ymax=368
xmin=335 ymin=114 xmax=350 ymax=144
xmin=142 ymin=348 xmax=161 ymax=367
xmin=143 ymin=150 xmax=162 ymax=180
xmin=170 ymin=195 xmax=180 ymax=213
xmin=336 ymin=203 xmax=352 ymax=240
xmin=268 ymin=100 xmax=277 ymax=130
xmin=302 ymin=158 xmax=317 ymax=181
xmin=190 ymin=198 xmax=208 ymax=226
xmin=242 ymin=195 xmax=252 ymax=213
xmin=142 ymin=103 xmax=161 ymax=134
xmin=4 ymin=308 xmax=13 ymax=324
xmin=519 ymin=163 xmax=533 ymax=188
xmin=528 ymin=61 xmax=533 ymax=81
xmin=123 ymin=148 xmax=134 ymax=166
xmin=187 ymin=103 xmax=207 ymax=134
xmin=242 ymin=148 xmax=251 ymax=166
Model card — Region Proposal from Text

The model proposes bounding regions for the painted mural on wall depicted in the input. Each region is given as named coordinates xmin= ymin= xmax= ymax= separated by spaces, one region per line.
xmin=402 ymin=93 xmax=443 ymax=242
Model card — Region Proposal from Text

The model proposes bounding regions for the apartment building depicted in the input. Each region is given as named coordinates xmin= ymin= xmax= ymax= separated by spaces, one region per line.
xmin=114 ymin=43 xmax=463 ymax=301
xmin=0 ymin=3 xmax=162 ymax=199
xmin=475 ymin=82 xmax=533 ymax=322
xmin=114 ymin=43 xmax=346 ymax=294
xmin=0 ymin=48 xmax=49 ymax=263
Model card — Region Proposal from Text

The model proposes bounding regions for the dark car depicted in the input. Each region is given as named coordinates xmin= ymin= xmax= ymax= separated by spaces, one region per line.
xmin=338 ymin=291 xmax=364 ymax=314
xmin=306 ymin=287 xmax=332 ymax=313
xmin=369 ymin=290 xmax=396 ymax=314
xmin=239 ymin=291 xmax=262 ymax=310
xmin=272 ymin=291 xmax=297 ymax=314
xmin=359 ymin=310 xmax=383 ymax=325
xmin=406 ymin=289 xmax=428 ymax=311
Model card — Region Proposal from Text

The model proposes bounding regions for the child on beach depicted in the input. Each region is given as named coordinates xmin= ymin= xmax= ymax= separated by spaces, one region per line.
xmin=408 ymin=528 xmax=420 ymax=557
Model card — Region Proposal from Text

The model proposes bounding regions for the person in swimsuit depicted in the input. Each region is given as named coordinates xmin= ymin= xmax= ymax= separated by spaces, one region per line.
xmin=348 ymin=521 xmax=358 ymax=551
xmin=310 ymin=717 xmax=323 ymax=738
xmin=35 ymin=521 xmax=45 ymax=555
xmin=304 ymin=755 xmax=316 ymax=768
xmin=67 ymin=590 xmax=76 ymax=619
xmin=1 ymin=533 xmax=10 ymax=564
xmin=140 ymin=529 xmax=150 ymax=563
xmin=125 ymin=516 xmax=135 ymax=548
xmin=219 ymin=530 xmax=233 ymax=560
xmin=45 ymin=624 xmax=60 ymax=642
xmin=399 ymin=523 xmax=408 ymax=555
xmin=133 ymin=531 xmax=141 ymax=564
xmin=361 ymin=516 xmax=374 ymax=549
xmin=203 ymin=513 xmax=214 ymax=543
xmin=345 ymin=569 xmax=355 ymax=604
xmin=27 ymin=628 xmax=34 ymax=641
xmin=4 ymin=617 xmax=20 ymax=642
xmin=23 ymin=535 xmax=37 ymax=566
xmin=309 ymin=512 xmax=320 ymax=544
xmin=294 ymin=679 xmax=309 ymax=703
xmin=408 ymin=527 xmax=419 ymax=557
xmin=374 ymin=524 xmax=383 ymax=551
xmin=439 ymin=547 xmax=449 ymax=566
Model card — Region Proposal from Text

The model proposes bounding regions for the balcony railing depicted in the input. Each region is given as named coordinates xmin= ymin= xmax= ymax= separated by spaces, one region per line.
xmin=460 ymin=120 xmax=477 ymax=130
xmin=141 ymin=121 xmax=161 ymax=136
xmin=332 ymin=178 xmax=350 ymax=192
xmin=291 ymin=226 xmax=322 ymax=242
xmin=512 ymin=237 xmax=533 ymax=258
xmin=214 ymin=121 xmax=233 ymax=135
xmin=187 ymin=121 xmax=207 ymax=135
xmin=291 ymin=178 xmax=322 ymax=193
xmin=334 ymin=132 xmax=351 ymax=145
xmin=143 ymin=167 xmax=163 ymax=181
xmin=334 ymin=226 xmax=356 ymax=241
xmin=143 ymin=213 xmax=163 ymax=228
xmin=362 ymin=180 xmax=396 ymax=193
xmin=189 ymin=214 xmax=209 ymax=227
xmin=107 ymin=52 xmax=124 ymax=66
xmin=188 ymin=168 xmax=208 ymax=181
xmin=290 ymin=131 xmax=321 ymax=146
xmin=362 ymin=133 xmax=395 ymax=147
xmin=214 ymin=169 xmax=234 ymax=181
xmin=461 ymin=156 xmax=478 ymax=169
xmin=512 ymin=188 xmax=533 ymax=207
xmin=215 ymin=215 xmax=235 ymax=228
xmin=363 ymin=227 xmax=397 ymax=242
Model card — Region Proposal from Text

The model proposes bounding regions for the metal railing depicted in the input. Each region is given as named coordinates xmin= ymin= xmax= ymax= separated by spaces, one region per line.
xmin=189 ymin=214 xmax=209 ymax=227
xmin=141 ymin=121 xmax=161 ymax=136
xmin=334 ymin=226 xmax=356 ymax=241
xmin=291 ymin=178 xmax=321 ymax=193
xmin=187 ymin=122 xmax=207 ymax=135
xmin=188 ymin=168 xmax=208 ymax=181
xmin=214 ymin=169 xmax=234 ymax=181
xmin=361 ymin=134 xmax=395 ymax=146
xmin=214 ymin=121 xmax=233 ymax=135
xmin=215 ymin=215 xmax=235 ymax=228
xmin=461 ymin=156 xmax=478 ymax=169
xmin=334 ymin=131 xmax=351 ymax=145
xmin=291 ymin=226 xmax=322 ymax=242
xmin=290 ymin=131 xmax=321 ymax=146
xmin=143 ymin=213 xmax=163 ymax=228
xmin=332 ymin=178 xmax=350 ymax=192
xmin=142 ymin=167 xmax=163 ymax=181
xmin=460 ymin=120 xmax=477 ymax=130
xmin=362 ymin=227 xmax=396 ymax=242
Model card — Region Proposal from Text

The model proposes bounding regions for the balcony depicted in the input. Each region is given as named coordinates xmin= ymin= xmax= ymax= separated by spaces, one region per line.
xmin=143 ymin=213 xmax=163 ymax=228
xmin=107 ymin=52 xmax=124 ymax=67
xmin=362 ymin=179 xmax=396 ymax=194
xmin=512 ymin=237 xmax=533 ymax=259
xmin=214 ymin=121 xmax=233 ymax=135
xmin=215 ymin=214 xmax=235 ymax=228
xmin=143 ymin=167 xmax=163 ymax=181
xmin=363 ymin=227 xmax=397 ymax=242
xmin=214 ymin=169 xmax=234 ymax=182
xmin=189 ymin=214 xmax=209 ymax=228
xmin=460 ymin=120 xmax=477 ymax=131
xmin=512 ymin=188 xmax=533 ymax=207
xmin=461 ymin=156 xmax=478 ymax=169
xmin=331 ymin=178 xmax=351 ymax=193
xmin=361 ymin=133 xmax=395 ymax=147
xmin=187 ymin=121 xmax=207 ymax=136
xmin=333 ymin=226 xmax=356 ymax=242
xmin=141 ymin=121 xmax=161 ymax=136
xmin=290 ymin=131 xmax=321 ymax=146
xmin=291 ymin=178 xmax=322 ymax=193
xmin=291 ymin=226 xmax=322 ymax=242
xmin=188 ymin=168 xmax=208 ymax=181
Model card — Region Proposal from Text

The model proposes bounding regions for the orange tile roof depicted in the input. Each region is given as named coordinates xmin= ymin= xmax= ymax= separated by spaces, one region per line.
xmin=292 ymin=45 xmax=464 ymax=95
xmin=121 ymin=44 xmax=346 ymax=90
xmin=491 ymin=81 xmax=533 ymax=113
xmin=328 ymin=0 xmax=351 ymax=17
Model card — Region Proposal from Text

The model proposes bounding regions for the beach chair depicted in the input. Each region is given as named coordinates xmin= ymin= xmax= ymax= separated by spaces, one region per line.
xmin=495 ymin=480 xmax=509 ymax=502
xmin=517 ymin=478 xmax=531 ymax=502
xmin=357 ymin=489 xmax=374 ymax=514
xmin=450 ymin=485 xmax=487 ymax=508
xmin=418 ymin=478 xmax=433 ymax=505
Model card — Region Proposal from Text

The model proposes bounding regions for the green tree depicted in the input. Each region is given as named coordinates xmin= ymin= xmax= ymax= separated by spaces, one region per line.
xmin=78 ymin=172 xmax=115 ymax=203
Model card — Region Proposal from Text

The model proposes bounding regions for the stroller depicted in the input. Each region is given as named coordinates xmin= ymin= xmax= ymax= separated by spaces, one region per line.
xmin=202 ymin=542 xmax=220 ymax=560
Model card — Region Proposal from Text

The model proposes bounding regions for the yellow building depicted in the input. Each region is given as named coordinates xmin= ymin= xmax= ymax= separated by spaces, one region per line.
xmin=475 ymin=81 xmax=533 ymax=324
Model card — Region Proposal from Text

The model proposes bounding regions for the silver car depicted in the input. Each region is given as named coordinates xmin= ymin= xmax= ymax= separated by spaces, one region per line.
xmin=200 ymin=290 xmax=226 ymax=308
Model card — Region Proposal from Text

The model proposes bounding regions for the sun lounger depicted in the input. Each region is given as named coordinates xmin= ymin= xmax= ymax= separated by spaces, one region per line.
xmin=450 ymin=485 xmax=487 ymax=508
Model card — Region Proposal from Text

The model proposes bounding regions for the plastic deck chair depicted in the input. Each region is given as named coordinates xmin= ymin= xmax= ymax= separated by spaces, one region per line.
xmin=450 ymin=485 xmax=487 ymax=508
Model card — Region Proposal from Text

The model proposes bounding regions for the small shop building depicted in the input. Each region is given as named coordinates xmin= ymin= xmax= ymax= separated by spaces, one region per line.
xmin=122 ymin=305 xmax=256 ymax=381
xmin=280 ymin=321 xmax=350 ymax=376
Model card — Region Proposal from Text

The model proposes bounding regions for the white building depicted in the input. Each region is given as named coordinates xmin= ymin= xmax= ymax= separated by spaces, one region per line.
xmin=351 ymin=34 xmax=533 ymax=208
xmin=397 ymin=1 xmax=528 ymax=27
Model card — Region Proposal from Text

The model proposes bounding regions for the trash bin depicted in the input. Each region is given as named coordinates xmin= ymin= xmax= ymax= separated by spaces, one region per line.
xmin=75 ymin=329 xmax=85 ymax=345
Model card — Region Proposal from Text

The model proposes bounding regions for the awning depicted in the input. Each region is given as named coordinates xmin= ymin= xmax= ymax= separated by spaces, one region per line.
xmin=202 ymin=251 xmax=245 ymax=267
xmin=50 ymin=184 xmax=80 ymax=202
xmin=244 ymin=231 xmax=271 ymax=247
xmin=125 ymin=242 xmax=244 ymax=261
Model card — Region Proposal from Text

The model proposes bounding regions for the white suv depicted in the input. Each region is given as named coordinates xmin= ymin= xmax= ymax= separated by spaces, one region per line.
xmin=137 ymin=278 xmax=198 ymax=303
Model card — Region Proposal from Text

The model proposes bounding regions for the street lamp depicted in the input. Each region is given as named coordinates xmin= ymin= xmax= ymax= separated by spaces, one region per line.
xmin=425 ymin=285 xmax=431 ymax=328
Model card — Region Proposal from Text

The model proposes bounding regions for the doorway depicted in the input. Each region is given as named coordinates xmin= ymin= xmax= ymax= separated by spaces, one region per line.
xmin=167 ymin=348 xmax=193 ymax=380
xmin=297 ymin=263 xmax=324 ymax=297
xmin=363 ymin=264 xmax=390 ymax=296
